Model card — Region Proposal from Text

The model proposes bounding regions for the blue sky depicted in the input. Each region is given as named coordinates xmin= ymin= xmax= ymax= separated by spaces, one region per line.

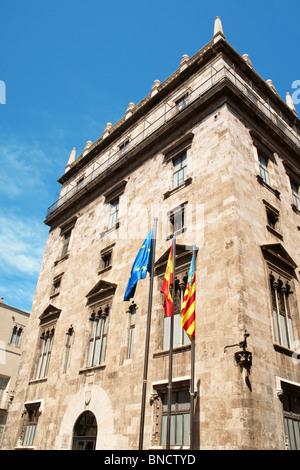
xmin=0 ymin=0 xmax=299 ymax=313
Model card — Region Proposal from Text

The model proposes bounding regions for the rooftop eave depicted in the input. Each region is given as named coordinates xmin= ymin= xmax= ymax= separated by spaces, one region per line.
xmin=44 ymin=71 xmax=300 ymax=227
xmin=59 ymin=37 xmax=299 ymax=186
xmin=57 ymin=39 xmax=222 ymax=185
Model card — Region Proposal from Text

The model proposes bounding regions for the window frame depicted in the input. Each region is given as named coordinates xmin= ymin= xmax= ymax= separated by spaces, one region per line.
xmin=277 ymin=379 xmax=300 ymax=450
xmin=119 ymin=139 xmax=129 ymax=157
xmin=173 ymin=153 xmax=187 ymax=189
xmin=152 ymin=380 xmax=191 ymax=448
xmin=35 ymin=326 xmax=55 ymax=380
xmin=55 ymin=217 xmax=77 ymax=264
xmin=9 ymin=324 xmax=23 ymax=346
xmin=263 ymin=200 xmax=282 ymax=239
xmin=176 ymin=93 xmax=189 ymax=112
xmin=22 ymin=402 xmax=41 ymax=447
xmin=269 ymin=273 xmax=296 ymax=351
xmin=0 ymin=376 xmax=9 ymax=407
xmin=61 ymin=229 xmax=71 ymax=258
xmin=76 ymin=176 xmax=84 ymax=192
xmin=258 ymin=153 xmax=270 ymax=185
xmin=87 ymin=306 xmax=110 ymax=368
xmin=108 ymin=198 xmax=120 ymax=230
xmin=168 ymin=203 xmax=187 ymax=237
xmin=291 ymin=181 xmax=300 ymax=211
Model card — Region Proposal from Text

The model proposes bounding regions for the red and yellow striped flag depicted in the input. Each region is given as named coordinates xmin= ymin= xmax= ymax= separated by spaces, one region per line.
xmin=161 ymin=243 xmax=173 ymax=317
xmin=181 ymin=255 xmax=195 ymax=340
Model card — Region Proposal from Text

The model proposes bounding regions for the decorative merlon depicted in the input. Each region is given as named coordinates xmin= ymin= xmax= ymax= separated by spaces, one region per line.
xmin=242 ymin=54 xmax=253 ymax=69
xmin=103 ymin=122 xmax=112 ymax=138
xmin=65 ymin=147 xmax=76 ymax=173
xmin=286 ymin=92 xmax=298 ymax=115
xmin=179 ymin=54 xmax=189 ymax=71
xmin=151 ymin=79 xmax=160 ymax=97
xmin=83 ymin=140 xmax=93 ymax=156
xmin=125 ymin=102 xmax=135 ymax=119
xmin=213 ymin=16 xmax=225 ymax=43
xmin=266 ymin=79 xmax=277 ymax=93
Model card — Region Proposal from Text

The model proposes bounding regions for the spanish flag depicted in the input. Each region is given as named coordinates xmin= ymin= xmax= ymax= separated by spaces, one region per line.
xmin=180 ymin=255 xmax=195 ymax=340
xmin=161 ymin=243 xmax=173 ymax=317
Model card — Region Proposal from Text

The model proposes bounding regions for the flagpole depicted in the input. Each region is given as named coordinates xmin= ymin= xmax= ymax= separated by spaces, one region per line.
xmin=190 ymin=244 xmax=196 ymax=450
xmin=138 ymin=217 xmax=158 ymax=451
xmin=166 ymin=233 xmax=176 ymax=450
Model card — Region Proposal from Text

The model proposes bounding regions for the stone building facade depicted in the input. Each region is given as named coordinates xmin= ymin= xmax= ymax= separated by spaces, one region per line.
xmin=2 ymin=18 xmax=300 ymax=450
xmin=0 ymin=300 xmax=30 ymax=447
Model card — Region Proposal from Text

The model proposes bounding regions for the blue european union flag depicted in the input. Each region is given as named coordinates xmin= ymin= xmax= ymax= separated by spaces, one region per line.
xmin=124 ymin=230 xmax=153 ymax=301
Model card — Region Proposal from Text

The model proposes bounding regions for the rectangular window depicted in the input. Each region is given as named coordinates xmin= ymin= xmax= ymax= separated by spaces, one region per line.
xmin=108 ymin=199 xmax=119 ymax=229
xmin=56 ymin=218 xmax=77 ymax=263
xmin=161 ymin=390 xmax=190 ymax=447
xmin=76 ymin=177 xmax=84 ymax=192
xmin=61 ymin=230 xmax=71 ymax=258
xmin=282 ymin=389 xmax=300 ymax=450
xmin=53 ymin=280 xmax=61 ymax=295
xmin=176 ymin=93 xmax=188 ymax=112
xmin=263 ymin=200 xmax=281 ymax=238
xmin=169 ymin=204 xmax=186 ymax=235
xmin=258 ymin=154 xmax=270 ymax=185
xmin=103 ymin=253 xmax=111 ymax=268
xmin=267 ymin=212 xmax=277 ymax=229
xmin=87 ymin=307 xmax=109 ymax=367
xmin=119 ymin=140 xmax=129 ymax=156
xmin=270 ymin=275 xmax=295 ymax=350
xmin=50 ymin=274 xmax=63 ymax=298
xmin=36 ymin=328 xmax=55 ymax=379
xmin=0 ymin=376 xmax=9 ymax=406
xmin=291 ymin=182 xmax=300 ymax=210
xmin=99 ymin=244 xmax=115 ymax=273
xmin=173 ymin=154 xmax=187 ymax=189
xmin=9 ymin=325 xmax=23 ymax=346
xmin=23 ymin=403 xmax=40 ymax=447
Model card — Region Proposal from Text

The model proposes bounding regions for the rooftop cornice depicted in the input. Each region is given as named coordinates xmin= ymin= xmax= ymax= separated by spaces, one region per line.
xmin=59 ymin=36 xmax=299 ymax=186
xmin=45 ymin=67 xmax=300 ymax=226
xmin=57 ymin=38 xmax=219 ymax=185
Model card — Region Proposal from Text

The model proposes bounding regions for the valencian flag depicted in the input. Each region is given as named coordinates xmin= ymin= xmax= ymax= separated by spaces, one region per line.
xmin=161 ymin=243 xmax=173 ymax=317
xmin=180 ymin=254 xmax=195 ymax=340
xmin=124 ymin=230 xmax=153 ymax=301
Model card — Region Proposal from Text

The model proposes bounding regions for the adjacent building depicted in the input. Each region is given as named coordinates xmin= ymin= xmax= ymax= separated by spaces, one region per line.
xmin=2 ymin=17 xmax=300 ymax=450
xmin=0 ymin=299 xmax=30 ymax=447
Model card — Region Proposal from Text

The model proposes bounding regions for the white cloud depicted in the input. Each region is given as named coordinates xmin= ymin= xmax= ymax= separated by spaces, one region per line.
xmin=0 ymin=214 xmax=47 ymax=276
xmin=0 ymin=139 xmax=51 ymax=200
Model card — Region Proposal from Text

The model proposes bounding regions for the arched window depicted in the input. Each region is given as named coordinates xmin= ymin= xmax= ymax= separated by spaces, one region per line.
xmin=72 ymin=411 xmax=97 ymax=450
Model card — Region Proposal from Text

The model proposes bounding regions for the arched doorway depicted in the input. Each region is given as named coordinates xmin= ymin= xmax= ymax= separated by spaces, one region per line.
xmin=72 ymin=411 xmax=97 ymax=450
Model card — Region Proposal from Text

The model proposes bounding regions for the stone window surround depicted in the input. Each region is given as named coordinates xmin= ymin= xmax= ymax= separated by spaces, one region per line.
xmin=54 ymin=216 xmax=77 ymax=266
xmin=49 ymin=272 xmax=64 ymax=299
xmin=100 ymin=180 xmax=127 ymax=238
xmin=162 ymin=132 xmax=194 ymax=200
xmin=251 ymin=130 xmax=281 ymax=199
xmin=98 ymin=243 xmax=115 ymax=275
xmin=150 ymin=376 xmax=192 ymax=449
xmin=263 ymin=199 xmax=283 ymax=240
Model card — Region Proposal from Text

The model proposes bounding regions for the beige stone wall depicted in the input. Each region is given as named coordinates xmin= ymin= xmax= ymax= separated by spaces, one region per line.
xmin=2 ymin=39 xmax=300 ymax=450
